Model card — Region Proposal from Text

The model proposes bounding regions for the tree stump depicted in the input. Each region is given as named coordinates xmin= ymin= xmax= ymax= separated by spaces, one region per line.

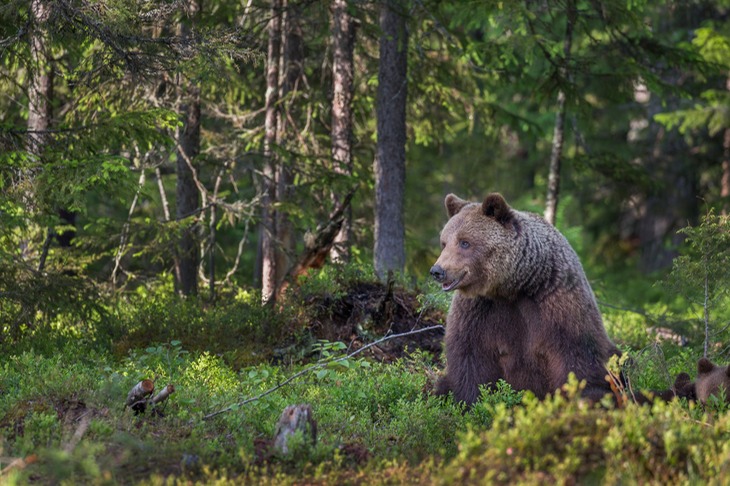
xmin=125 ymin=379 xmax=154 ymax=413
xmin=273 ymin=404 xmax=317 ymax=454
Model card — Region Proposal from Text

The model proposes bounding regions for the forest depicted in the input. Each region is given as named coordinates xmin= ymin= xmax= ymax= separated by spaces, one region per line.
xmin=1 ymin=0 xmax=730 ymax=483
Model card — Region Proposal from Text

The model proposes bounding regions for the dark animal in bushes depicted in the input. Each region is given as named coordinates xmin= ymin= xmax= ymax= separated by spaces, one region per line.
xmin=430 ymin=193 xmax=621 ymax=405
xmin=634 ymin=372 xmax=696 ymax=404
xmin=696 ymin=357 xmax=730 ymax=405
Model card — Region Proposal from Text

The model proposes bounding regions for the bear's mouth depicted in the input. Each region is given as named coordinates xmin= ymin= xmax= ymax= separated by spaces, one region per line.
xmin=442 ymin=272 xmax=466 ymax=292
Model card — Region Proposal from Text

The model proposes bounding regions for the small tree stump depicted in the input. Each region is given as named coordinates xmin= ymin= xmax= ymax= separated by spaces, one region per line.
xmin=125 ymin=379 xmax=155 ymax=413
xmin=151 ymin=384 xmax=175 ymax=405
xmin=273 ymin=404 xmax=317 ymax=454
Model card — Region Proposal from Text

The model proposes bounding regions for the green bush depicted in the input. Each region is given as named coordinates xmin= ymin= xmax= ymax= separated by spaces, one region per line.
xmin=443 ymin=376 xmax=730 ymax=485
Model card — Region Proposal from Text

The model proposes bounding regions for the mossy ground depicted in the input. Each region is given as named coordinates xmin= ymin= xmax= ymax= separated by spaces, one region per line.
xmin=1 ymin=268 xmax=728 ymax=484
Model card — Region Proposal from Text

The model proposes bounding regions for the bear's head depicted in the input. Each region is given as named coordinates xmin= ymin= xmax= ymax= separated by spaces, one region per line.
xmin=430 ymin=193 xmax=519 ymax=298
xmin=695 ymin=357 xmax=730 ymax=405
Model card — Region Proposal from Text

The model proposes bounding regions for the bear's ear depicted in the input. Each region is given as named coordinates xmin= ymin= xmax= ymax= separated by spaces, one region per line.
xmin=482 ymin=193 xmax=513 ymax=225
xmin=698 ymin=357 xmax=715 ymax=375
xmin=445 ymin=194 xmax=469 ymax=217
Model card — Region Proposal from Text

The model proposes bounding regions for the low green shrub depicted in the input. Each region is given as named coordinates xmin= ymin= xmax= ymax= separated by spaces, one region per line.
xmin=443 ymin=376 xmax=730 ymax=485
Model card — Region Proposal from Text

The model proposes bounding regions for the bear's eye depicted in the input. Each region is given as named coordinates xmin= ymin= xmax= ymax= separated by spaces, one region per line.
xmin=459 ymin=240 xmax=470 ymax=249
xmin=440 ymin=241 xmax=446 ymax=250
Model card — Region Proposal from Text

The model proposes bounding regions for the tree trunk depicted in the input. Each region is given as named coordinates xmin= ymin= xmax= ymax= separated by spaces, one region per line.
xmin=261 ymin=0 xmax=282 ymax=304
xmin=626 ymin=8 xmax=703 ymax=273
xmin=543 ymin=0 xmax=575 ymax=226
xmin=174 ymin=0 xmax=202 ymax=296
xmin=544 ymin=89 xmax=567 ymax=226
xmin=374 ymin=0 xmax=408 ymax=280
xmin=25 ymin=0 xmax=53 ymax=266
xmin=722 ymin=74 xmax=730 ymax=215
xmin=330 ymin=0 xmax=356 ymax=262
xmin=27 ymin=0 xmax=52 ymax=158
xmin=722 ymin=128 xmax=730 ymax=215
xmin=275 ymin=0 xmax=302 ymax=284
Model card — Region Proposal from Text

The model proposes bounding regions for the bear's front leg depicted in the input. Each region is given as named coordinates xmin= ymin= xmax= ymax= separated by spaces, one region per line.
xmin=435 ymin=355 xmax=503 ymax=406
xmin=433 ymin=374 xmax=453 ymax=397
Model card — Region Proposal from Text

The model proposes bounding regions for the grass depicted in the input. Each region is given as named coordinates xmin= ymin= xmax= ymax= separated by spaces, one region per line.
xmin=3 ymin=342 xmax=729 ymax=485
xmin=0 ymin=344 xmax=466 ymax=484
xmin=1 ymin=264 xmax=730 ymax=484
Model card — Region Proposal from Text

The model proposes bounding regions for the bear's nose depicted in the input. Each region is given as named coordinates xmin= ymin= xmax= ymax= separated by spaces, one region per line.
xmin=430 ymin=264 xmax=446 ymax=282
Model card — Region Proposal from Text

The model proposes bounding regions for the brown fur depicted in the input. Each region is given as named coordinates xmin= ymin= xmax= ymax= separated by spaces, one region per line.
xmin=695 ymin=357 xmax=730 ymax=404
xmin=431 ymin=193 xmax=621 ymax=404
xmin=634 ymin=372 xmax=696 ymax=404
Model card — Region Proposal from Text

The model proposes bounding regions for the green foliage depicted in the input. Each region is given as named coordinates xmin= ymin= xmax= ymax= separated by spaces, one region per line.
xmin=603 ymin=307 xmax=652 ymax=349
xmin=294 ymin=262 xmax=378 ymax=301
xmin=664 ymin=210 xmax=730 ymax=354
xmin=107 ymin=289 xmax=282 ymax=365
xmin=443 ymin=376 xmax=730 ymax=484
xmin=468 ymin=380 xmax=525 ymax=429
xmin=655 ymin=25 xmax=730 ymax=137
xmin=2 ymin=0 xmax=730 ymax=482
xmin=0 ymin=263 xmax=106 ymax=352
xmin=2 ymin=271 xmax=730 ymax=484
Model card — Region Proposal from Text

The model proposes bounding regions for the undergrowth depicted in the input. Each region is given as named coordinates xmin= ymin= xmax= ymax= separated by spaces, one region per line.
xmin=1 ymin=263 xmax=729 ymax=484
xmin=2 ymin=338 xmax=728 ymax=485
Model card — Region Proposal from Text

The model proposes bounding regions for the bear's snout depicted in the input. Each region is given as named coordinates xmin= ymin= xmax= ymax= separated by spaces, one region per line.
xmin=430 ymin=264 xmax=446 ymax=282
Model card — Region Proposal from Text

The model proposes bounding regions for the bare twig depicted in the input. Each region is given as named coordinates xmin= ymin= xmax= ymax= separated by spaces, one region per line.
xmin=174 ymin=139 xmax=208 ymax=204
xmin=155 ymin=166 xmax=171 ymax=222
xmin=202 ymin=324 xmax=445 ymax=421
xmin=111 ymin=168 xmax=146 ymax=286
xmin=37 ymin=228 xmax=54 ymax=273
xmin=702 ymin=253 xmax=710 ymax=358
xmin=223 ymin=209 xmax=255 ymax=284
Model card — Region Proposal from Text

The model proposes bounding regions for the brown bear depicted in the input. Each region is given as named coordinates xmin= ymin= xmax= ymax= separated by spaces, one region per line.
xmin=695 ymin=357 xmax=730 ymax=404
xmin=638 ymin=372 xmax=696 ymax=403
xmin=430 ymin=193 xmax=621 ymax=404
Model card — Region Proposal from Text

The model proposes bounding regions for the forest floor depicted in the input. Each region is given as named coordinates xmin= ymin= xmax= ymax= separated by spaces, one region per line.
xmin=291 ymin=280 xmax=445 ymax=361
xmin=1 ymin=276 xmax=729 ymax=484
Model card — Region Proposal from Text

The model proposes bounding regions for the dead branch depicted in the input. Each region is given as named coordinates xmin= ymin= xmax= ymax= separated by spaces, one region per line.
xmin=112 ymin=169 xmax=146 ymax=286
xmin=202 ymin=324 xmax=445 ymax=421
xmin=276 ymin=188 xmax=356 ymax=299
xmin=155 ymin=167 xmax=171 ymax=222
xmin=0 ymin=455 xmax=38 ymax=478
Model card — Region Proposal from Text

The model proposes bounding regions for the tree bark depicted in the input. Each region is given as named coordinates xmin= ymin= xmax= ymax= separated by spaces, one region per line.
xmin=25 ymin=0 xmax=53 ymax=266
xmin=174 ymin=0 xmax=202 ymax=296
xmin=628 ymin=10 xmax=702 ymax=272
xmin=261 ymin=0 xmax=282 ymax=305
xmin=544 ymin=88 xmax=567 ymax=226
xmin=374 ymin=0 xmax=408 ymax=280
xmin=722 ymin=129 xmax=730 ymax=215
xmin=330 ymin=0 xmax=356 ymax=262
xmin=722 ymin=75 xmax=730 ymax=215
xmin=543 ymin=0 xmax=575 ymax=226
xmin=275 ymin=0 xmax=302 ymax=285
xmin=27 ymin=0 xmax=52 ymax=158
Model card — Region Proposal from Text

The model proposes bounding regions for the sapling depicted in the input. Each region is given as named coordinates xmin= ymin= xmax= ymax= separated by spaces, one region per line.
xmin=664 ymin=209 xmax=730 ymax=356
